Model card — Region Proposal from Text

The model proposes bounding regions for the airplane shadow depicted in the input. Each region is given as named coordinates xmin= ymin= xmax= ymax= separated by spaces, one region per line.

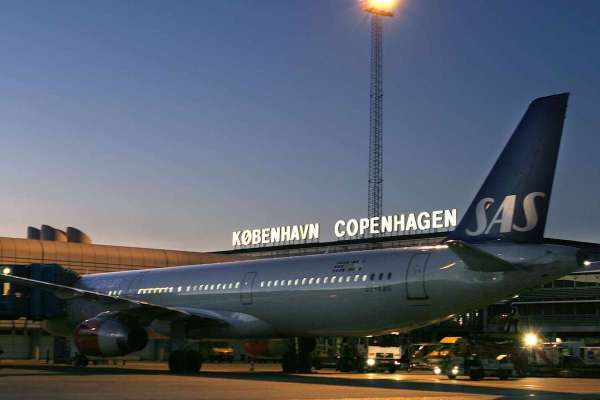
xmin=0 ymin=363 xmax=597 ymax=400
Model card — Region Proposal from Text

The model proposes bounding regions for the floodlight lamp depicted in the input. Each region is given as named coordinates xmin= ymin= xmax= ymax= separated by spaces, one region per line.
xmin=364 ymin=0 xmax=397 ymax=17
xmin=523 ymin=332 xmax=539 ymax=347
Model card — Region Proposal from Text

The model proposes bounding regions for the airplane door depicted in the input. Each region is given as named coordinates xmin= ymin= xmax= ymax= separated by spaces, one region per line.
xmin=240 ymin=272 xmax=256 ymax=305
xmin=406 ymin=252 xmax=430 ymax=300
xmin=126 ymin=272 xmax=144 ymax=296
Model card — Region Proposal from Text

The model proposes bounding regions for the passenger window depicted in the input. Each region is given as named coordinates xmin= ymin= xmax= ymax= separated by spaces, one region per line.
xmin=331 ymin=276 xmax=337 ymax=283
xmin=362 ymin=274 xmax=368 ymax=282
xmin=324 ymin=277 xmax=329 ymax=284
xmin=316 ymin=277 xmax=321 ymax=284
xmin=210 ymin=284 xmax=215 ymax=290
xmin=199 ymin=285 xmax=204 ymax=290
xmin=178 ymin=287 xmax=182 ymax=292
xmin=287 ymin=280 xmax=293 ymax=286
xmin=294 ymin=279 xmax=299 ymax=285
xmin=216 ymin=284 xmax=221 ymax=290
xmin=378 ymin=273 xmax=384 ymax=280
xmin=235 ymin=282 xmax=240 ymax=288
xmin=309 ymin=278 xmax=314 ymax=285
xmin=370 ymin=273 xmax=375 ymax=281
xmin=260 ymin=281 xmax=265 ymax=287
xmin=222 ymin=284 xmax=227 ymax=290
xmin=387 ymin=272 xmax=392 ymax=280
xmin=345 ymin=276 xmax=351 ymax=283
xmin=267 ymin=281 xmax=272 ymax=287
xmin=302 ymin=278 xmax=307 ymax=285
xmin=274 ymin=280 xmax=279 ymax=287
xmin=354 ymin=275 xmax=360 ymax=282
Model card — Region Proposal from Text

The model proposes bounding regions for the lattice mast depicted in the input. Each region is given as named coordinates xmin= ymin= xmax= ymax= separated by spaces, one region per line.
xmin=368 ymin=14 xmax=384 ymax=219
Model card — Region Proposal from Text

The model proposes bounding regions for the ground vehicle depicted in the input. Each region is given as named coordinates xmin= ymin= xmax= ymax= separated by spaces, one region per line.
xmin=208 ymin=346 xmax=234 ymax=363
xmin=429 ymin=337 xmax=515 ymax=380
xmin=313 ymin=336 xmax=404 ymax=372
xmin=408 ymin=343 xmax=442 ymax=370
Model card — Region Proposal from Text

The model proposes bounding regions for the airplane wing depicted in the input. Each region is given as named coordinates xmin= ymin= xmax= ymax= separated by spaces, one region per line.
xmin=0 ymin=273 xmax=226 ymax=326
xmin=447 ymin=240 xmax=519 ymax=272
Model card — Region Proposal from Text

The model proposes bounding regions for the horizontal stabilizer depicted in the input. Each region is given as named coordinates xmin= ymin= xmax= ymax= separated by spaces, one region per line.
xmin=447 ymin=240 xmax=519 ymax=272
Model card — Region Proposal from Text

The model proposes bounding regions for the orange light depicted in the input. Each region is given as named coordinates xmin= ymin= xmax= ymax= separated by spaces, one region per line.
xmin=365 ymin=0 xmax=398 ymax=16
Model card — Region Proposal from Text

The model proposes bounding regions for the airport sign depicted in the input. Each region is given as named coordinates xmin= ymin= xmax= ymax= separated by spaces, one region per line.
xmin=232 ymin=208 xmax=457 ymax=248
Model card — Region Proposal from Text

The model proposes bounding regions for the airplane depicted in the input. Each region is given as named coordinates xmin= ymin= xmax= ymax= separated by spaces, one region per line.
xmin=0 ymin=93 xmax=593 ymax=374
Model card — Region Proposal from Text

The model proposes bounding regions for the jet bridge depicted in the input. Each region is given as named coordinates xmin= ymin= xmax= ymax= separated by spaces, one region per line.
xmin=0 ymin=264 xmax=78 ymax=321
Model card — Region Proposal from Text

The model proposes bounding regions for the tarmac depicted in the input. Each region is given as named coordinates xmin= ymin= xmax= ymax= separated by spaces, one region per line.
xmin=1 ymin=361 xmax=599 ymax=400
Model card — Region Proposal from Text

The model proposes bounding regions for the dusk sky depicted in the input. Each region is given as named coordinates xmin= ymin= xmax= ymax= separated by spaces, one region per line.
xmin=0 ymin=0 xmax=599 ymax=252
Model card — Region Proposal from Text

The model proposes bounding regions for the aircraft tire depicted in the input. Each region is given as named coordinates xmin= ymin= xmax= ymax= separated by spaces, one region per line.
xmin=169 ymin=350 xmax=186 ymax=373
xmin=469 ymin=369 xmax=484 ymax=381
xmin=297 ymin=352 xmax=312 ymax=373
xmin=281 ymin=351 xmax=298 ymax=373
xmin=184 ymin=350 xmax=202 ymax=373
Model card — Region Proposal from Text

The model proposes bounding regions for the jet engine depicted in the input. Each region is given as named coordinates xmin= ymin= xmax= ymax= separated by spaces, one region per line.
xmin=74 ymin=316 xmax=148 ymax=357
xmin=242 ymin=339 xmax=290 ymax=359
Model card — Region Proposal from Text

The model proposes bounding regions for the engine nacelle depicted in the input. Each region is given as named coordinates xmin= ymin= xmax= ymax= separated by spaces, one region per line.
xmin=242 ymin=339 xmax=290 ymax=360
xmin=74 ymin=317 xmax=148 ymax=357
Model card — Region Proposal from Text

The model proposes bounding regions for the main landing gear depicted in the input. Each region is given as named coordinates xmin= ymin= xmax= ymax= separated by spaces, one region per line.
xmin=281 ymin=338 xmax=316 ymax=374
xmin=168 ymin=349 xmax=203 ymax=374
xmin=167 ymin=321 xmax=202 ymax=374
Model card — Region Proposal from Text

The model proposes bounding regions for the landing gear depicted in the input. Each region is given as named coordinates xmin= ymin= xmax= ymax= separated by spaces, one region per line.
xmin=167 ymin=321 xmax=202 ymax=374
xmin=281 ymin=338 xmax=316 ymax=374
xmin=281 ymin=349 xmax=297 ymax=373
xmin=297 ymin=338 xmax=315 ymax=373
xmin=72 ymin=354 xmax=89 ymax=367
xmin=168 ymin=350 xmax=202 ymax=374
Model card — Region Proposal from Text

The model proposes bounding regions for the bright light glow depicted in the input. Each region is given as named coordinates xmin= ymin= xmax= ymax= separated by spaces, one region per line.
xmin=433 ymin=366 xmax=442 ymax=375
xmin=367 ymin=0 xmax=397 ymax=11
xmin=523 ymin=332 xmax=539 ymax=347
xmin=555 ymin=337 xmax=562 ymax=343
xmin=451 ymin=366 xmax=460 ymax=375
xmin=366 ymin=358 xmax=376 ymax=367
xmin=1 ymin=267 xmax=10 ymax=275
xmin=365 ymin=0 xmax=398 ymax=15
xmin=583 ymin=260 xmax=592 ymax=267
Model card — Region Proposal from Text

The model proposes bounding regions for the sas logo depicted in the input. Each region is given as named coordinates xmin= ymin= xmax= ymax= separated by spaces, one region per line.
xmin=466 ymin=192 xmax=546 ymax=236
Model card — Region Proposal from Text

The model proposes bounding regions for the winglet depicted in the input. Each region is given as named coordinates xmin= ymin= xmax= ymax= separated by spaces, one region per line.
xmin=447 ymin=240 xmax=518 ymax=272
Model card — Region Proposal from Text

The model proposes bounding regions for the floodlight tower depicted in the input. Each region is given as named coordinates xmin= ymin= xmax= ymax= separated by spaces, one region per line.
xmin=365 ymin=1 xmax=394 ymax=219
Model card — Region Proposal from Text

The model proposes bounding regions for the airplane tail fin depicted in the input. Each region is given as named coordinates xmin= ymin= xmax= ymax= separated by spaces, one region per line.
xmin=448 ymin=93 xmax=569 ymax=243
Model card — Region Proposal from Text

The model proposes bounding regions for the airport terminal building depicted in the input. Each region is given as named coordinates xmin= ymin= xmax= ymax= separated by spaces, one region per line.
xmin=0 ymin=224 xmax=599 ymax=360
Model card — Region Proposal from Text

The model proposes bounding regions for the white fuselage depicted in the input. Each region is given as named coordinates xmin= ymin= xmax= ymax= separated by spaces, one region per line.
xmin=62 ymin=242 xmax=578 ymax=339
